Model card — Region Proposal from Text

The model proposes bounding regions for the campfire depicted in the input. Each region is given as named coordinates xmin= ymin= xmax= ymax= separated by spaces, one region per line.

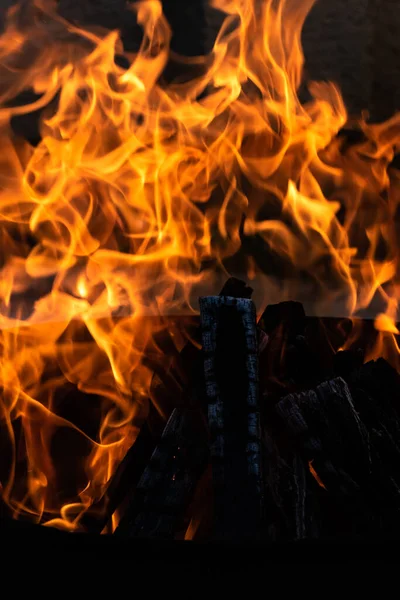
xmin=1 ymin=0 xmax=400 ymax=544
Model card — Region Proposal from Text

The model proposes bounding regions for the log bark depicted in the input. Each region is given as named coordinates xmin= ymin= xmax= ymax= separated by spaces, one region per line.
xmin=115 ymin=408 xmax=208 ymax=539
xmin=81 ymin=422 xmax=155 ymax=534
xmin=200 ymin=295 xmax=262 ymax=541
xmin=275 ymin=377 xmax=381 ymax=537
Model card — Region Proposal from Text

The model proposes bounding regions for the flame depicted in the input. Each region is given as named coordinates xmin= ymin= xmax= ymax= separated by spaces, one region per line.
xmin=308 ymin=460 xmax=326 ymax=491
xmin=0 ymin=0 xmax=400 ymax=529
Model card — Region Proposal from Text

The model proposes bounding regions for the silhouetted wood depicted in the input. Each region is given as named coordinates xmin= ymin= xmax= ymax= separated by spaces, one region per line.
xmin=344 ymin=359 xmax=400 ymax=530
xmin=115 ymin=408 xmax=208 ymax=539
xmin=81 ymin=422 xmax=155 ymax=534
xmin=200 ymin=295 xmax=262 ymax=541
xmin=276 ymin=377 xmax=379 ymax=537
xmin=258 ymin=300 xmax=317 ymax=392
xmin=261 ymin=394 xmax=319 ymax=541
xmin=263 ymin=436 xmax=321 ymax=541
xmin=333 ymin=348 xmax=365 ymax=378
xmin=260 ymin=301 xmax=306 ymax=337
xmin=219 ymin=277 xmax=253 ymax=299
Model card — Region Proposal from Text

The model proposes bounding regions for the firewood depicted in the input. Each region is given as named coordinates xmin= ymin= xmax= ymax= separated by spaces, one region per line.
xmin=258 ymin=301 xmax=317 ymax=392
xmin=347 ymin=358 xmax=400 ymax=418
xmin=333 ymin=348 xmax=364 ymax=378
xmin=85 ymin=279 xmax=254 ymax=534
xmin=275 ymin=377 xmax=379 ymax=536
xmin=263 ymin=391 xmax=321 ymax=541
xmin=81 ymin=421 xmax=156 ymax=534
xmin=115 ymin=408 xmax=208 ymax=539
xmin=259 ymin=301 xmax=306 ymax=337
xmin=262 ymin=427 xmax=320 ymax=541
xmin=200 ymin=295 xmax=262 ymax=541
xmin=218 ymin=277 xmax=253 ymax=299
xmin=344 ymin=359 xmax=400 ymax=530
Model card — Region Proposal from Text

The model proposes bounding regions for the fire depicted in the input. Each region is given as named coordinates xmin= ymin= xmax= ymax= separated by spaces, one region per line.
xmin=0 ymin=0 xmax=400 ymax=529
xmin=308 ymin=460 xmax=326 ymax=491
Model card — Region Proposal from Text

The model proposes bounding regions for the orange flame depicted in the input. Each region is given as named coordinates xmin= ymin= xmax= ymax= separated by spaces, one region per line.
xmin=309 ymin=460 xmax=327 ymax=491
xmin=0 ymin=0 xmax=400 ymax=529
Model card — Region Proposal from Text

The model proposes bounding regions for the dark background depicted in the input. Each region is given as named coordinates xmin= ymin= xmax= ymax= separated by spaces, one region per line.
xmin=0 ymin=0 xmax=397 ymax=122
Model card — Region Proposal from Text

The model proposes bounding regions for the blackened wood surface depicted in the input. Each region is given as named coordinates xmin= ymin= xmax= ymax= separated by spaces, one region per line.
xmin=275 ymin=377 xmax=377 ymax=537
xmin=261 ymin=397 xmax=320 ymax=542
xmin=258 ymin=300 xmax=316 ymax=393
xmin=259 ymin=301 xmax=306 ymax=337
xmin=219 ymin=277 xmax=253 ymax=299
xmin=115 ymin=408 xmax=208 ymax=539
xmin=344 ymin=359 xmax=400 ymax=529
xmin=81 ymin=422 xmax=155 ymax=533
xmin=200 ymin=295 xmax=262 ymax=541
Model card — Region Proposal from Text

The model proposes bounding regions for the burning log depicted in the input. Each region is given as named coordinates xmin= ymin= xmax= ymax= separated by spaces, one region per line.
xmin=218 ymin=277 xmax=254 ymax=299
xmin=344 ymin=359 xmax=400 ymax=530
xmin=200 ymin=295 xmax=262 ymax=541
xmin=115 ymin=407 xmax=208 ymax=539
xmin=258 ymin=300 xmax=319 ymax=393
xmin=85 ymin=278 xmax=253 ymax=535
xmin=261 ymin=426 xmax=320 ymax=542
xmin=262 ymin=405 xmax=320 ymax=541
xmin=259 ymin=301 xmax=306 ymax=337
xmin=280 ymin=378 xmax=370 ymax=493
xmin=333 ymin=348 xmax=365 ymax=378
xmin=272 ymin=375 xmax=400 ymax=537
xmin=81 ymin=421 xmax=156 ymax=534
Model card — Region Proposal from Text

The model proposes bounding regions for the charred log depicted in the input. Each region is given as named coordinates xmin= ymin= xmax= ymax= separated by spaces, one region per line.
xmin=274 ymin=377 xmax=392 ymax=537
xmin=259 ymin=301 xmax=306 ymax=337
xmin=81 ymin=422 xmax=156 ymax=534
xmin=200 ymin=295 xmax=262 ymax=541
xmin=218 ymin=277 xmax=254 ymax=299
xmin=115 ymin=408 xmax=208 ymax=539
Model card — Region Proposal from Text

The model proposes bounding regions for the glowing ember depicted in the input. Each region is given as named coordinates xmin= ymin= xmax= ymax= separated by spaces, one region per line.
xmin=0 ymin=0 xmax=400 ymax=530
xmin=309 ymin=460 xmax=327 ymax=490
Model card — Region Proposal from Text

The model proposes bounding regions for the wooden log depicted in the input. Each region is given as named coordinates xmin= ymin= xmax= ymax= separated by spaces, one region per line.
xmin=115 ymin=407 xmax=208 ymax=539
xmin=81 ymin=421 xmax=156 ymax=534
xmin=344 ymin=359 xmax=400 ymax=530
xmin=258 ymin=301 xmax=319 ymax=393
xmin=278 ymin=378 xmax=371 ymax=491
xmin=347 ymin=358 xmax=400 ymax=419
xmin=333 ymin=348 xmax=365 ymax=378
xmin=276 ymin=377 xmax=378 ymax=537
xmin=199 ymin=295 xmax=262 ymax=541
xmin=84 ymin=279 xmax=254 ymax=534
xmin=261 ymin=393 xmax=320 ymax=541
xmin=262 ymin=431 xmax=321 ymax=541
xmin=259 ymin=301 xmax=306 ymax=337
xmin=219 ymin=277 xmax=253 ymax=299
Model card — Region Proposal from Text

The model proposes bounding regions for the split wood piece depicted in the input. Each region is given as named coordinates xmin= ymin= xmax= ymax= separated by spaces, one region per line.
xmin=81 ymin=422 xmax=155 ymax=534
xmin=276 ymin=377 xmax=373 ymax=537
xmin=348 ymin=358 xmax=400 ymax=420
xmin=219 ymin=277 xmax=253 ymax=299
xmin=259 ymin=301 xmax=306 ymax=337
xmin=221 ymin=276 xmax=269 ymax=359
xmin=200 ymin=295 xmax=262 ymax=541
xmin=333 ymin=348 xmax=365 ymax=378
xmin=84 ymin=278 xmax=254 ymax=534
xmin=262 ymin=430 xmax=320 ymax=542
xmin=345 ymin=359 xmax=400 ymax=529
xmin=149 ymin=278 xmax=255 ymax=409
xmin=115 ymin=407 xmax=209 ymax=539
xmin=258 ymin=301 xmax=319 ymax=391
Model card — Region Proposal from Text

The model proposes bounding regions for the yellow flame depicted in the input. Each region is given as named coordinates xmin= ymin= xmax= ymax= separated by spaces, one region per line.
xmin=0 ymin=0 xmax=399 ymax=529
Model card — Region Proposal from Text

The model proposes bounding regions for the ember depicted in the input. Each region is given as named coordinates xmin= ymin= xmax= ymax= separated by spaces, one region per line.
xmin=1 ymin=0 xmax=400 ymax=542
